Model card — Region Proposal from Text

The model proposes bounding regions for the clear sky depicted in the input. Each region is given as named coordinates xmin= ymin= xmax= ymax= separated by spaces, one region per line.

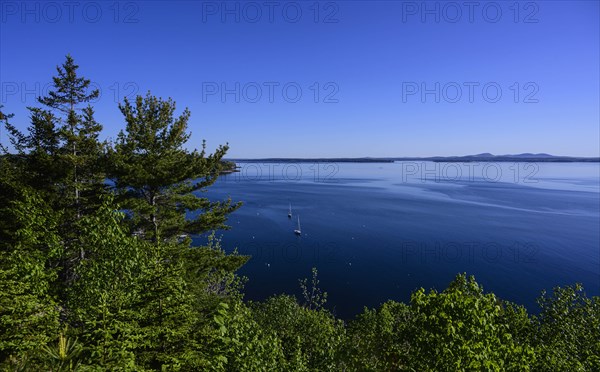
xmin=1 ymin=1 xmax=598 ymax=158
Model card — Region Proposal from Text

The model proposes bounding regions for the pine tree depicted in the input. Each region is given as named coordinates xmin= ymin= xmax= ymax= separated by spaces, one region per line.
xmin=0 ymin=191 xmax=62 ymax=368
xmin=67 ymin=198 xmax=151 ymax=369
xmin=37 ymin=54 xmax=104 ymax=220
xmin=3 ymin=55 xmax=105 ymax=223
xmin=109 ymin=92 xmax=241 ymax=243
xmin=0 ymin=105 xmax=14 ymax=153
xmin=0 ymin=106 xmax=59 ymax=250
xmin=0 ymin=106 xmax=20 ymax=249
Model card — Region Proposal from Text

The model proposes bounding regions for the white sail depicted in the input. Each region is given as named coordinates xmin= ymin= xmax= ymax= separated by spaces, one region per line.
xmin=294 ymin=215 xmax=301 ymax=235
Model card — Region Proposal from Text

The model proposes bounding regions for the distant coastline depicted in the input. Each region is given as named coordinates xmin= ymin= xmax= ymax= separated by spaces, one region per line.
xmin=229 ymin=158 xmax=395 ymax=163
xmin=227 ymin=153 xmax=600 ymax=163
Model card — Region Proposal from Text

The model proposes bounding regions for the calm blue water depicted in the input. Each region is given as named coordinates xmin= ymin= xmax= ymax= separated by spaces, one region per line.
xmin=195 ymin=162 xmax=600 ymax=319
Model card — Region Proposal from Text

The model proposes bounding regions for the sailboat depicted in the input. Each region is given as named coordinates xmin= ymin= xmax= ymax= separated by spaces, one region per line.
xmin=288 ymin=203 xmax=292 ymax=218
xmin=294 ymin=216 xmax=301 ymax=235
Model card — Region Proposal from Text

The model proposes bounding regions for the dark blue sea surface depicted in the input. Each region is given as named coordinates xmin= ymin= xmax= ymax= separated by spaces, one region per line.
xmin=194 ymin=162 xmax=600 ymax=319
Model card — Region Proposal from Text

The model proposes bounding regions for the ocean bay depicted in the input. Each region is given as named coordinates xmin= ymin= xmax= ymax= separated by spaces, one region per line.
xmin=198 ymin=161 xmax=600 ymax=319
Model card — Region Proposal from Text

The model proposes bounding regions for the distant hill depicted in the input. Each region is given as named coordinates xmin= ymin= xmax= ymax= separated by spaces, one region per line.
xmin=392 ymin=153 xmax=599 ymax=162
xmin=226 ymin=154 xmax=599 ymax=163
xmin=498 ymin=153 xmax=555 ymax=158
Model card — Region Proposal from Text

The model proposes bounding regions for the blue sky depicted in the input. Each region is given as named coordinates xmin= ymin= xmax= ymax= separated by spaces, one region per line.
xmin=1 ymin=1 xmax=598 ymax=158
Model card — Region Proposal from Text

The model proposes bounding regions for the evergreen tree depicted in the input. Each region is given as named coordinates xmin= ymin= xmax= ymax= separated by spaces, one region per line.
xmin=37 ymin=54 xmax=104 ymax=221
xmin=67 ymin=198 xmax=249 ymax=370
xmin=0 ymin=105 xmax=14 ymax=153
xmin=4 ymin=107 xmax=63 ymax=201
xmin=0 ymin=191 xmax=62 ymax=368
xmin=0 ymin=106 xmax=21 ymax=249
xmin=3 ymin=56 xmax=104 ymax=222
xmin=67 ymin=198 xmax=149 ymax=369
xmin=2 ymin=57 xmax=106 ymax=295
xmin=109 ymin=92 xmax=240 ymax=243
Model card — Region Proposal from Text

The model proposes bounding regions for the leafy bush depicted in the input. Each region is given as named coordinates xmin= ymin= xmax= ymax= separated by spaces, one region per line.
xmin=252 ymin=295 xmax=346 ymax=371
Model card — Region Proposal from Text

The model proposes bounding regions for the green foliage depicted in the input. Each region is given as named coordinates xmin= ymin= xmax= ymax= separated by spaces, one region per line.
xmin=343 ymin=301 xmax=413 ymax=371
xmin=2 ymin=105 xmax=63 ymax=212
xmin=0 ymin=191 xmax=61 ymax=367
xmin=211 ymin=301 xmax=285 ymax=371
xmin=532 ymin=284 xmax=600 ymax=371
xmin=251 ymin=295 xmax=346 ymax=371
xmin=36 ymin=54 xmax=106 ymax=224
xmin=38 ymin=55 xmax=99 ymax=112
xmin=249 ymin=269 xmax=344 ymax=371
xmin=41 ymin=331 xmax=83 ymax=371
xmin=2 ymin=56 xmax=107 ymax=298
xmin=0 ymin=106 xmax=22 ymax=247
xmin=299 ymin=267 xmax=328 ymax=310
xmin=108 ymin=92 xmax=240 ymax=243
xmin=344 ymin=274 xmax=537 ymax=371
xmin=182 ymin=234 xmax=249 ymax=309
xmin=65 ymin=198 xmax=239 ymax=370
xmin=407 ymin=274 xmax=536 ymax=371
xmin=66 ymin=198 xmax=150 ymax=370
xmin=5 ymin=55 xmax=105 ymax=218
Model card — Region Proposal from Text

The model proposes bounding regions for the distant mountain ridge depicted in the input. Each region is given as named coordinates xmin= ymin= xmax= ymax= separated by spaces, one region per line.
xmin=424 ymin=153 xmax=597 ymax=162
xmin=228 ymin=153 xmax=599 ymax=163
xmin=480 ymin=153 xmax=554 ymax=158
